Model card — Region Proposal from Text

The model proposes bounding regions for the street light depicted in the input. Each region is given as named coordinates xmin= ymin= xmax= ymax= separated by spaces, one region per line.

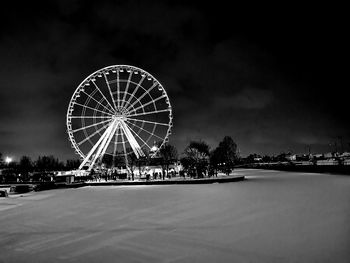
xmin=151 ymin=145 xmax=158 ymax=152
xmin=5 ymin=156 xmax=12 ymax=165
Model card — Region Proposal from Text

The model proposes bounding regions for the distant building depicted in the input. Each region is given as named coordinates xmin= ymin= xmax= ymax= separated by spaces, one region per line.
xmin=316 ymin=159 xmax=339 ymax=166
xmin=312 ymin=154 xmax=324 ymax=160
xmin=340 ymin=152 xmax=350 ymax=158
xmin=324 ymin=152 xmax=334 ymax=158
xmin=286 ymin=154 xmax=297 ymax=161
xmin=294 ymin=161 xmax=313 ymax=166
xmin=343 ymin=159 xmax=350 ymax=165
xmin=295 ymin=154 xmax=311 ymax=161
xmin=55 ymin=171 xmax=75 ymax=184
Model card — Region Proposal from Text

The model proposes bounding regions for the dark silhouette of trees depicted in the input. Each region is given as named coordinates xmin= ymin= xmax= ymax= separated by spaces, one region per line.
xmin=18 ymin=156 xmax=33 ymax=181
xmin=101 ymin=154 xmax=113 ymax=167
xmin=0 ymin=152 xmax=3 ymax=167
xmin=127 ymin=151 xmax=138 ymax=181
xmin=111 ymin=154 xmax=126 ymax=179
xmin=262 ymin=155 xmax=272 ymax=162
xmin=246 ymin=153 xmax=261 ymax=163
xmin=209 ymin=147 xmax=221 ymax=177
xmin=159 ymin=144 xmax=178 ymax=179
xmin=179 ymin=156 xmax=192 ymax=176
xmin=136 ymin=155 xmax=148 ymax=179
xmin=182 ymin=141 xmax=210 ymax=178
xmin=276 ymin=152 xmax=288 ymax=162
xmin=35 ymin=155 xmax=64 ymax=172
xmin=65 ymin=159 xmax=81 ymax=170
xmin=181 ymin=136 xmax=238 ymax=177
xmin=214 ymin=136 xmax=238 ymax=175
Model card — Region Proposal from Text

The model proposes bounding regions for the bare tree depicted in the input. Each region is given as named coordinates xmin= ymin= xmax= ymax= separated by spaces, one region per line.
xmin=127 ymin=151 xmax=137 ymax=181
xmin=209 ymin=148 xmax=220 ymax=177
xmin=215 ymin=136 xmax=238 ymax=175
xmin=18 ymin=156 xmax=33 ymax=181
xmin=35 ymin=155 xmax=64 ymax=172
xmin=159 ymin=144 xmax=178 ymax=179
xmin=65 ymin=159 xmax=81 ymax=170
xmin=183 ymin=141 xmax=210 ymax=178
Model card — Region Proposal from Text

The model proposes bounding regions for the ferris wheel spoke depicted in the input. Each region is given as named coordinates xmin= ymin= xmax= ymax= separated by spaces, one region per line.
xmin=112 ymin=125 xmax=120 ymax=165
xmin=125 ymin=82 xmax=158 ymax=112
xmin=82 ymin=90 xmax=115 ymax=115
xmin=80 ymin=89 xmax=94 ymax=130
xmin=128 ymin=94 xmax=166 ymax=115
xmin=91 ymin=96 xmax=108 ymax=134
xmin=91 ymin=81 xmax=116 ymax=113
xmin=124 ymin=122 xmax=151 ymax=150
xmin=72 ymin=119 xmax=112 ymax=133
xmin=123 ymin=93 xmax=143 ymax=112
xmin=113 ymin=124 xmax=121 ymax=147
xmin=103 ymin=73 xmax=118 ymax=111
xmin=77 ymin=122 xmax=110 ymax=146
xmin=99 ymin=122 xmax=119 ymax=162
xmin=79 ymin=119 xmax=116 ymax=169
xmin=116 ymin=70 xmax=120 ymax=108
xmin=125 ymin=119 xmax=164 ymax=141
xmin=70 ymin=116 xmax=111 ymax=119
xmin=123 ymin=75 xmax=145 ymax=109
xmin=126 ymin=117 xmax=170 ymax=127
xmin=120 ymin=71 xmax=133 ymax=109
xmin=120 ymin=121 xmax=144 ymax=158
xmin=82 ymin=87 xmax=114 ymax=115
xmin=88 ymin=120 xmax=118 ymax=169
xmin=74 ymin=102 xmax=114 ymax=116
xmin=127 ymin=108 xmax=171 ymax=118
xmin=120 ymin=126 xmax=129 ymax=166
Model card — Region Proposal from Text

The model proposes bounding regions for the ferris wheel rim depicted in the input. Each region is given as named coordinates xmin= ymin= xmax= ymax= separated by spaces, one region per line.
xmin=66 ymin=65 xmax=173 ymax=166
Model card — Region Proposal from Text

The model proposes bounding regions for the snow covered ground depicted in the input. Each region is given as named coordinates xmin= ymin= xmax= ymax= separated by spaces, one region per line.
xmin=1 ymin=169 xmax=349 ymax=262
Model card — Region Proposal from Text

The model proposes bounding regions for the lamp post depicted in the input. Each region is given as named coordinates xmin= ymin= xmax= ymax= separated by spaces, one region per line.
xmin=5 ymin=156 xmax=12 ymax=166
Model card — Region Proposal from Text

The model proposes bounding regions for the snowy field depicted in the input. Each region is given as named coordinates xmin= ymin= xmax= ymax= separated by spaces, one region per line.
xmin=1 ymin=169 xmax=349 ymax=262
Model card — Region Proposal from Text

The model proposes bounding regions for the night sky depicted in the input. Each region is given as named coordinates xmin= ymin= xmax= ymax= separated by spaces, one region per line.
xmin=0 ymin=1 xmax=348 ymax=161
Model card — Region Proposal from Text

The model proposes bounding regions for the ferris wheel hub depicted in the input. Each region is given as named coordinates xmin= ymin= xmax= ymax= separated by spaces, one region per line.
xmin=113 ymin=115 xmax=126 ymax=122
xmin=115 ymin=107 xmax=129 ymax=116
xmin=114 ymin=108 xmax=128 ymax=120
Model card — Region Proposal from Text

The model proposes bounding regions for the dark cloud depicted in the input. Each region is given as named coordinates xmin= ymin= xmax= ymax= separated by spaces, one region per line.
xmin=214 ymin=88 xmax=274 ymax=110
xmin=0 ymin=1 xmax=348 ymax=161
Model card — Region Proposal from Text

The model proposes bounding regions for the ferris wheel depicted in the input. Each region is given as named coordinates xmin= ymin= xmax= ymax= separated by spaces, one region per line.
xmin=66 ymin=65 xmax=173 ymax=171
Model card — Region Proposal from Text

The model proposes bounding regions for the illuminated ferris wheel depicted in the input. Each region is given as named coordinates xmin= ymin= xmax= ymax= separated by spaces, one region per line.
xmin=66 ymin=65 xmax=173 ymax=171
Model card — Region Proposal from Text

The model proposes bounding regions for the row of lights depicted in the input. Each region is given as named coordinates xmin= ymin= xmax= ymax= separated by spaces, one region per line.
xmin=87 ymin=69 xmax=153 ymax=83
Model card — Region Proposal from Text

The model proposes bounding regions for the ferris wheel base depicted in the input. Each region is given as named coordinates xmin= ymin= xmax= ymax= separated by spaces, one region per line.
xmin=79 ymin=119 xmax=145 ymax=171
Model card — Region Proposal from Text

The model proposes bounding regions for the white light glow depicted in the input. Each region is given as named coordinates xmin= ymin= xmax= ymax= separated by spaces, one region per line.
xmin=151 ymin=145 xmax=158 ymax=152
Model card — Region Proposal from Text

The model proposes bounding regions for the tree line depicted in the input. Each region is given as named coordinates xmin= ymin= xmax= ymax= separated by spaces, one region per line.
xmin=0 ymin=154 xmax=80 ymax=182
xmin=181 ymin=136 xmax=238 ymax=178
xmin=98 ymin=136 xmax=238 ymax=179
xmin=0 ymin=135 xmax=239 ymax=182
